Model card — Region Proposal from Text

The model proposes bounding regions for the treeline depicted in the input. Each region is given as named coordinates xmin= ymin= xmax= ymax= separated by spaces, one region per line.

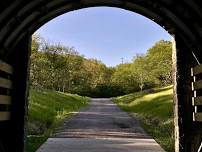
xmin=30 ymin=34 xmax=172 ymax=97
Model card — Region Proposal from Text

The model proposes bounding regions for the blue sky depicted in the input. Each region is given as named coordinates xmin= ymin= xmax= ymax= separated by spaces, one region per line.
xmin=36 ymin=7 xmax=171 ymax=67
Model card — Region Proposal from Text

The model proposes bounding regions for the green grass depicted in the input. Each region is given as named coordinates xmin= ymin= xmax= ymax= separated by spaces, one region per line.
xmin=112 ymin=85 xmax=174 ymax=152
xmin=26 ymin=89 xmax=90 ymax=152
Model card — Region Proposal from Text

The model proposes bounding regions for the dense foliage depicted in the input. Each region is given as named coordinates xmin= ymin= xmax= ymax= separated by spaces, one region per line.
xmin=30 ymin=34 xmax=172 ymax=97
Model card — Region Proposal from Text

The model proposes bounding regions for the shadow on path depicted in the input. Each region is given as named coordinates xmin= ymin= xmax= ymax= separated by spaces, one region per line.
xmin=37 ymin=98 xmax=165 ymax=152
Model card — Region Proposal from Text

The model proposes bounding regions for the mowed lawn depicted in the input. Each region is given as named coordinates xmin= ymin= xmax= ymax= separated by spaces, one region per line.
xmin=112 ymin=85 xmax=174 ymax=152
xmin=26 ymin=89 xmax=90 ymax=152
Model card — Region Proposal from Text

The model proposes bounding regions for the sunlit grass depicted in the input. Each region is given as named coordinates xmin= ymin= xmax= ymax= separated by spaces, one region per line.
xmin=26 ymin=89 xmax=90 ymax=152
xmin=112 ymin=85 xmax=174 ymax=152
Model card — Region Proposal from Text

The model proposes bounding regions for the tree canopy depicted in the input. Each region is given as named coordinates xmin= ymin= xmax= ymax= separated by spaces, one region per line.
xmin=30 ymin=34 xmax=172 ymax=97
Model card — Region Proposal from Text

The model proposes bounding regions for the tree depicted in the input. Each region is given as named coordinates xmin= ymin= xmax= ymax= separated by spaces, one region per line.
xmin=111 ymin=63 xmax=139 ymax=93
xmin=131 ymin=55 xmax=150 ymax=91
xmin=146 ymin=40 xmax=172 ymax=86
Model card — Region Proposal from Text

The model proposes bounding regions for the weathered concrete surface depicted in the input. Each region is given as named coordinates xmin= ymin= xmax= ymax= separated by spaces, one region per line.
xmin=36 ymin=138 xmax=164 ymax=152
xmin=37 ymin=98 xmax=165 ymax=152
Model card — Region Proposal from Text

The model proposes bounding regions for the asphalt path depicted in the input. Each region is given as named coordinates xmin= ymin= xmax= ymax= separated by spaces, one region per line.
xmin=37 ymin=98 xmax=165 ymax=152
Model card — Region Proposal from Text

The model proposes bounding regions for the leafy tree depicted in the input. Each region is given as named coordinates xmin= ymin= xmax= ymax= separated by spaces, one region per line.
xmin=131 ymin=55 xmax=150 ymax=91
xmin=111 ymin=63 xmax=139 ymax=93
xmin=146 ymin=40 xmax=172 ymax=86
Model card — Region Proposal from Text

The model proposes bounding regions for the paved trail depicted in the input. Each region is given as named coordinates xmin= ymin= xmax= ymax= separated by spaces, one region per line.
xmin=37 ymin=99 xmax=165 ymax=152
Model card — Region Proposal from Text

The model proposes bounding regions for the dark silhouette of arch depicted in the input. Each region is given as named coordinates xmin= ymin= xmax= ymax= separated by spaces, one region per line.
xmin=0 ymin=0 xmax=202 ymax=152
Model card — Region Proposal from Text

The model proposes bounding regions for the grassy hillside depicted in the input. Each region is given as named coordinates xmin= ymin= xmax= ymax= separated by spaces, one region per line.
xmin=112 ymin=85 xmax=174 ymax=152
xmin=26 ymin=89 xmax=90 ymax=152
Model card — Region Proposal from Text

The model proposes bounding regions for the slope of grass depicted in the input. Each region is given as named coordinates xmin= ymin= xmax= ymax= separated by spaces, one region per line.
xmin=112 ymin=85 xmax=174 ymax=152
xmin=26 ymin=89 xmax=90 ymax=152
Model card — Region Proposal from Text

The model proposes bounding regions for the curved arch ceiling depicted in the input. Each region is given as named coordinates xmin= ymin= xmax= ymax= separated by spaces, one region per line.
xmin=0 ymin=0 xmax=202 ymax=56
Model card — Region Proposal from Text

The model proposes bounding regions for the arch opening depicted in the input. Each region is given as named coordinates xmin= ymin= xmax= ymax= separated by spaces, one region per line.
xmin=26 ymin=6 xmax=174 ymax=151
xmin=0 ymin=1 xmax=202 ymax=152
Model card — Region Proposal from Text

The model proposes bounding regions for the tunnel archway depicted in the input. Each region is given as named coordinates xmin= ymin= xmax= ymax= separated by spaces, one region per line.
xmin=0 ymin=0 xmax=202 ymax=152
xmin=0 ymin=0 xmax=202 ymax=55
